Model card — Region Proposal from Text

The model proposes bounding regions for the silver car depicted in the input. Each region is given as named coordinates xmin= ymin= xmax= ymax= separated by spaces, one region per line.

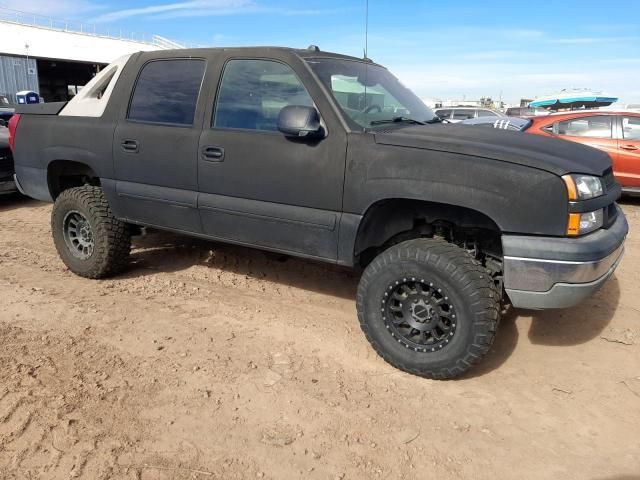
xmin=435 ymin=107 xmax=506 ymax=123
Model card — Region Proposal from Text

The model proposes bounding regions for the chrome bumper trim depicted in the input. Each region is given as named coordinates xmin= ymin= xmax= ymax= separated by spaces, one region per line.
xmin=504 ymin=243 xmax=625 ymax=293
xmin=506 ymin=250 xmax=624 ymax=309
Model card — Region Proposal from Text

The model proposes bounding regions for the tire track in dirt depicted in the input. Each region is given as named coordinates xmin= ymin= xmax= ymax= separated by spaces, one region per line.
xmin=0 ymin=324 xmax=171 ymax=480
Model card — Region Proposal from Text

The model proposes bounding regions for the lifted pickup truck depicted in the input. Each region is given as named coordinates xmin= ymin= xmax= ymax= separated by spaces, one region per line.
xmin=10 ymin=47 xmax=628 ymax=379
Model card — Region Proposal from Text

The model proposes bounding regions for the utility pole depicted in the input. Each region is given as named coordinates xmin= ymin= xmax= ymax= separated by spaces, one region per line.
xmin=24 ymin=43 xmax=30 ymax=91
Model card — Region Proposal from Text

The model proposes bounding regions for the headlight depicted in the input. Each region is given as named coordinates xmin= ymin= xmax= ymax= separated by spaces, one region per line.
xmin=562 ymin=174 xmax=604 ymax=200
xmin=567 ymin=209 xmax=604 ymax=236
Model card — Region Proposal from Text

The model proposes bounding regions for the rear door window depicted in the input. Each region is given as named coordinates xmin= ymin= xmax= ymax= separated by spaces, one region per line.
xmin=622 ymin=117 xmax=640 ymax=140
xmin=556 ymin=115 xmax=612 ymax=138
xmin=435 ymin=109 xmax=452 ymax=119
xmin=213 ymin=59 xmax=314 ymax=131
xmin=128 ymin=59 xmax=206 ymax=126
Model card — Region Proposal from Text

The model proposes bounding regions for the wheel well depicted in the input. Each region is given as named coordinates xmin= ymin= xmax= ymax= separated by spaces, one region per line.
xmin=47 ymin=160 xmax=100 ymax=200
xmin=354 ymin=199 xmax=503 ymax=268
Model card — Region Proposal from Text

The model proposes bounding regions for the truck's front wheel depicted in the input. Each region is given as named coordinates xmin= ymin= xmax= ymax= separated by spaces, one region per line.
xmin=357 ymin=238 xmax=500 ymax=379
xmin=51 ymin=186 xmax=131 ymax=279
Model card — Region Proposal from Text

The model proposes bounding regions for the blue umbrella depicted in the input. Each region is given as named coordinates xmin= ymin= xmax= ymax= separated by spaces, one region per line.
xmin=529 ymin=90 xmax=618 ymax=110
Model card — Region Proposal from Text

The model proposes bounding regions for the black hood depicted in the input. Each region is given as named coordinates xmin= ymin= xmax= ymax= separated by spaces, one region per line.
xmin=374 ymin=124 xmax=611 ymax=176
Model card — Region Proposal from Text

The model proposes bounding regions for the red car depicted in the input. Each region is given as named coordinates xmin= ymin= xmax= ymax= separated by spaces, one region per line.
xmin=527 ymin=111 xmax=640 ymax=193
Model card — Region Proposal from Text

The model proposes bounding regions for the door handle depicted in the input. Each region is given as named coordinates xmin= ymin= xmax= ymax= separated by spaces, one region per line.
xmin=121 ymin=139 xmax=139 ymax=153
xmin=202 ymin=146 xmax=224 ymax=162
xmin=620 ymin=144 xmax=639 ymax=151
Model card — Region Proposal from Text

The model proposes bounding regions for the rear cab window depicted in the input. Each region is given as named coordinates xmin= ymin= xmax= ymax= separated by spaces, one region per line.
xmin=128 ymin=59 xmax=206 ymax=126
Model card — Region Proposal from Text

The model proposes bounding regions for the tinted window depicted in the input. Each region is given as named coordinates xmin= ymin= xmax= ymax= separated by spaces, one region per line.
xmin=556 ymin=115 xmax=612 ymax=138
xmin=622 ymin=116 xmax=640 ymax=140
xmin=436 ymin=109 xmax=452 ymax=119
xmin=452 ymin=109 xmax=476 ymax=120
xmin=214 ymin=59 xmax=313 ymax=131
xmin=477 ymin=109 xmax=499 ymax=118
xmin=128 ymin=59 xmax=205 ymax=125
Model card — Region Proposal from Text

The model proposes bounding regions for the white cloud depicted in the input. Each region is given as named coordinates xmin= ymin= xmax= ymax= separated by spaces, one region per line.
xmin=91 ymin=0 xmax=253 ymax=23
xmin=0 ymin=0 xmax=103 ymax=17
xmin=550 ymin=36 xmax=640 ymax=45
xmin=90 ymin=0 xmax=345 ymax=22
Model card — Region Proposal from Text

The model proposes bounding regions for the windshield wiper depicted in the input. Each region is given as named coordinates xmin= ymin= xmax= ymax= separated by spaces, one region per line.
xmin=370 ymin=116 xmax=426 ymax=126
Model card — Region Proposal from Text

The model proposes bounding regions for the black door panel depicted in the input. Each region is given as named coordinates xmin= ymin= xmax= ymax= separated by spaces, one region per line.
xmin=199 ymin=192 xmax=338 ymax=257
xmin=114 ymin=180 xmax=201 ymax=231
xmin=114 ymin=123 xmax=202 ymax=232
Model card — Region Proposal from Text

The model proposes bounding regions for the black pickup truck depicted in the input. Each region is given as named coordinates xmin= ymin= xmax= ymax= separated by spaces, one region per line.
xmin=10 ymin=47 xmax=628 ymax=379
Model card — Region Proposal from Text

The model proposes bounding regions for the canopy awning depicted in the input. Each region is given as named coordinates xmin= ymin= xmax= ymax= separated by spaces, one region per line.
xmin=529 ymin=90 xmax=618 ymax=110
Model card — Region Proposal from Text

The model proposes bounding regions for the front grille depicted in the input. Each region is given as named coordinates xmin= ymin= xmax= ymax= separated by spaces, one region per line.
xmin=603 ymin=167 xmax=615 ymax=192
xmin=600 ymin=168 xmax=618 ymax=228
xmin=604 ymin=202 xmax=618 ymax=228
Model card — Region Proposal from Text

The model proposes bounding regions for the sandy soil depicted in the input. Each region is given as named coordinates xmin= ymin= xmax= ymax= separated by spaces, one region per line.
xmin=0 ymin=194 xmax=639 ymax=480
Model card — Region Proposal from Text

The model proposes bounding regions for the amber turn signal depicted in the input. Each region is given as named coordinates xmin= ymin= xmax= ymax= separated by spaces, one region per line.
xmin=567 ymin=213 xmax=581 ymax=236
xmin=562 ymin=175 xmax=578 ymax=201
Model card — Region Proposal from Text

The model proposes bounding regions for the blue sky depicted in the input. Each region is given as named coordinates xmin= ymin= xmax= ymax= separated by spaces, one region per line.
xmin=4 ymin=0 xmax=640 ymax=104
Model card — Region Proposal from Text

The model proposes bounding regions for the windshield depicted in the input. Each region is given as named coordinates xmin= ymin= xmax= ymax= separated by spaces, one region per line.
xmin=306 ymin=58 xmax=437 ymax=130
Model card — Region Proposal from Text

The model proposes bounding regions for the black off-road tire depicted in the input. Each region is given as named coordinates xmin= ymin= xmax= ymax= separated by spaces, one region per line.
xmin=51 ymin=185 xmax=131 ymax=279
xmin=356 ymin=238 xmax=500 ymax=379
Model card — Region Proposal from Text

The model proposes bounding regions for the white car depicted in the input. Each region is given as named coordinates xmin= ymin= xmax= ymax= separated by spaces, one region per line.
xmin=435 ymin=107 xmax=506 ymax=123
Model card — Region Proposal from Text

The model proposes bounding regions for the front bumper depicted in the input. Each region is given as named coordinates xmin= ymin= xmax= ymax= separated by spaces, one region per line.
xmin=503 ymin=205 xmax=628 ymax=309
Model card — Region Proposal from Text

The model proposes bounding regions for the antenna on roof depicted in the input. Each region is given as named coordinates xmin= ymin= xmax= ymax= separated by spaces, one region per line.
xmin=363 ymin=0 xmax=370 ymax=113
xmin=364 ymin=0 xmax=369 ymax=60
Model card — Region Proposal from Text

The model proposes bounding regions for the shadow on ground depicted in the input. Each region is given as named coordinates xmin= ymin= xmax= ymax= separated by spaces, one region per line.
xmin=618 ymin=195 xmax=640 ymax=207
xmin=465 ymin=275 xmax=620 ymax=377
xmin=0 ymin=192 xmax=42 ymax=212
xmin=125 ymin=228 xmax=359 ymax=300
xmin=526 ymin=275 xmax=620 ymax=346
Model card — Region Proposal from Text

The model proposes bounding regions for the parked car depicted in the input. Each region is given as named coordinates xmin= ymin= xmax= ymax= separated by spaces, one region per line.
xmin=435 ymin=107 xmax=505 ymax=123
xmin=505 ymin=106 xmax=548 ymax=117
xmin=0 ymin=123 xmax=16 ymax=194
xmin=460 ymin=116 xmax=532 ymax=131
xmin=10 ymin=47 xmax=627 ymax=379
xmin=526 ymin=111 xmax=640 ymax=194
xmin=0 ymin=95 xmax=15 ymax=122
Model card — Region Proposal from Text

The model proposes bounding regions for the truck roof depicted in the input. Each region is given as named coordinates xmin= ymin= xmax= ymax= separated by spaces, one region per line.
xmin=137 ymin=46 xmax=383 ymax=66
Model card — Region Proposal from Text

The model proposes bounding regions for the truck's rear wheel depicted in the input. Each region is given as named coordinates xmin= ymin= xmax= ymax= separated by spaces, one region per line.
xmin=356 ymin=238 xmax=500 ymax=379
xmin=51 ymin=186 xmax=130 ymax=279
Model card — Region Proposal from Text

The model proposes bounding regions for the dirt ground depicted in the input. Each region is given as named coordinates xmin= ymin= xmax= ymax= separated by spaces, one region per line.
xmin=0 ymin=195 xmax=638 ymax=480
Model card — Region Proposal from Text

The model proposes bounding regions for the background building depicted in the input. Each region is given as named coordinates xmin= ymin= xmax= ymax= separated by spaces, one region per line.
xmin=0 ymin=8 xmax=183 ymax=103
